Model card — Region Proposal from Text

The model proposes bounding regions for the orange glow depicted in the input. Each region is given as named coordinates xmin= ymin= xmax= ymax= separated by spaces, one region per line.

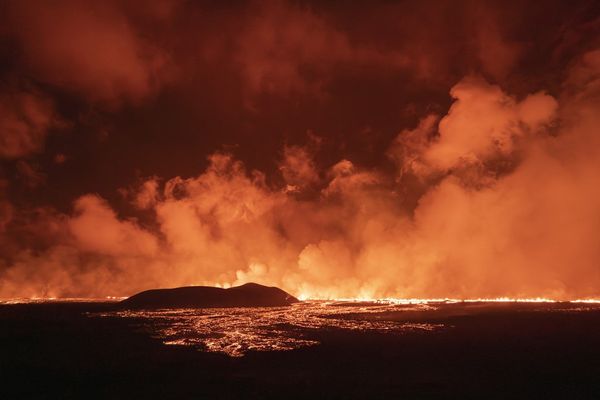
xmin=5 ymin=296 xmax=600 ymax=305
xmin=297 ymin=296 xmax=600 ymax=304
xmin=0 ymin=2 xmax=599 ymax=302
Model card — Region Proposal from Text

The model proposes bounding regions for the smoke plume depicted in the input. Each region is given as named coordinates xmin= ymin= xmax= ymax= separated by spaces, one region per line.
xmin=1 ymin=1 xmax=599 ymax=299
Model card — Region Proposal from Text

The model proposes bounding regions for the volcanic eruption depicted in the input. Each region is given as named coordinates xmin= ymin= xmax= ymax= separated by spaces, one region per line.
xmin=2 ymin=2 xmax=600 ymax=399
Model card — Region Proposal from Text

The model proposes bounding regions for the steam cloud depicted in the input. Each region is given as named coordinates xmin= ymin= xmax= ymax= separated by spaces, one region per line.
xmin=0 ymin=1 xmax=599 ymax=299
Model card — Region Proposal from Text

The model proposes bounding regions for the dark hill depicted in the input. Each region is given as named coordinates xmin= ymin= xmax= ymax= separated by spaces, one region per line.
xmin=119 ymin=283 xmax=299 ymax=309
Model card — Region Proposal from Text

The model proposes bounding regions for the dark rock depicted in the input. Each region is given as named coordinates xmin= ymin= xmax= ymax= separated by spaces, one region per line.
xmin=119 ymin=282 xmax=299 ymax=309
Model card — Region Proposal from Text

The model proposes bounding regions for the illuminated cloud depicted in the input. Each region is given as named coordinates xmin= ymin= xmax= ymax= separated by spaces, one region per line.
xmin=69 ymin=195 xmax=159 ymax=257
xmin=132 ymin=177 xmax=161 ymax=210
xmin=0 ymin=89 xmax=58 ymax=159
xmin=0 ymin=2 xmax=599 ymax=300
xmin=424 ymin=77 xmax=558 ymax=172
xmin=236 ymin=0 xmax=407 ymax=98
xmin=279 ymin=145 xmax=320 ymax=190
xmin=5 ymin=0 xmax=172 ymax=105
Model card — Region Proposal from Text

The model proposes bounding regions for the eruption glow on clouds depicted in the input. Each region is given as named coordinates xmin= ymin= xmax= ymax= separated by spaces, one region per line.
xmin=0 ymin=0 xmax=599 ymax=300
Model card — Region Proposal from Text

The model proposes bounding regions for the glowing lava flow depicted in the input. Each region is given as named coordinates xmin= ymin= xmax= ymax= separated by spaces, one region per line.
xmin=296 ymin=295 xmax=600 ymax=304
xmin=93 ymin=298 xmax=600 ymax=357
xmin=96 ymin=301 xmax=443 ymax=357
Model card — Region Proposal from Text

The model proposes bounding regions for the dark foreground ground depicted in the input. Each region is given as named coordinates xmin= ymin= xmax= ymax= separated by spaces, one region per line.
xmin=1 ymin=302 xmax=600 ymax=399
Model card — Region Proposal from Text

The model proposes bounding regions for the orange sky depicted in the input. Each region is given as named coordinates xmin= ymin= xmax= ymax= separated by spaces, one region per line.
xmin=1 ymin=0 xmax=600 ymax=299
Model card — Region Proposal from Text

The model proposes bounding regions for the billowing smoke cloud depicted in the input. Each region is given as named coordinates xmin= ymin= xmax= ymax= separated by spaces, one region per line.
xmin=279 ymin=142 xmax=321 ymax=191
xmin=1 ymin=46 xmax=600 ymax=300
xmin=0 ymin=1 xmax=599 ymax=300
xmin=388 ymin=77 xmax=559 ymax=186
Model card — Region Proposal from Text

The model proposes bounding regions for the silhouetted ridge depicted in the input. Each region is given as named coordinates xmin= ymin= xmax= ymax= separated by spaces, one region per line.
xmin=119 ymin=283 xmax=299 ymax=309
